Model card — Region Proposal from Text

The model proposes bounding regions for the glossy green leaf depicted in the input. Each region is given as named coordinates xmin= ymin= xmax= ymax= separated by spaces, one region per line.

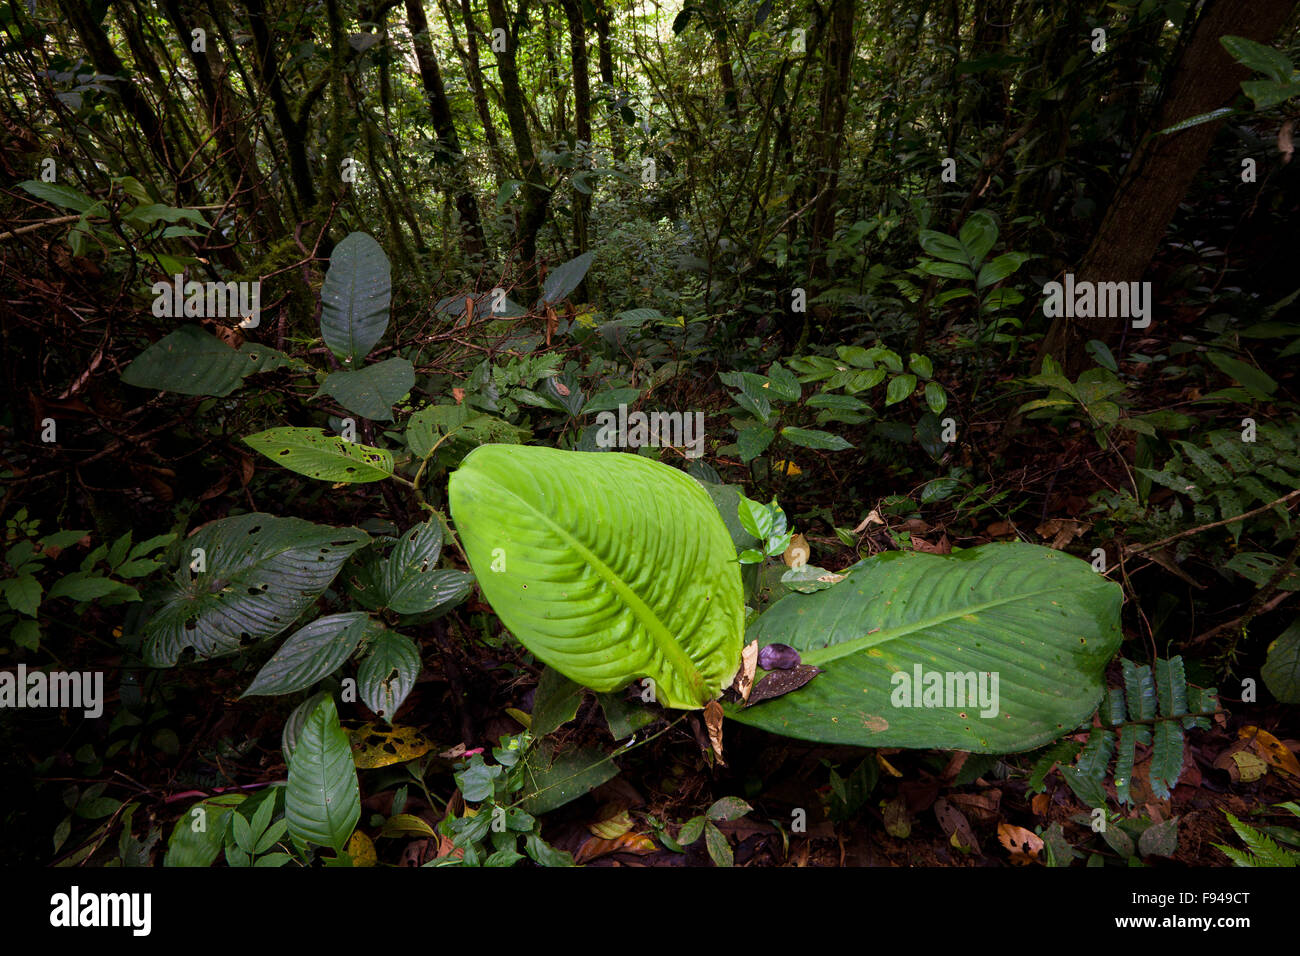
xmin=726 ymin=542 xmax=1123 ymax=751
xmin=316 ymin=358 xmax=414 ymax=421
xmin=286 ymin=697 xmax=360 ymax=852
xmin=241 ymin=612 xmax=371 ymax=697
xmin=122 ymin=325 xmax=288 ymax=397
xmin=282 ymin=691 xmax=332 ymax=763
xmin=244 ymin=427 xmax=393 ymax=483
xmin=357 ymin=629 xmax=421 ymax=720
xmin=780 ymin=427 xmax=853 ymax=451
xmin=143 ymin=513 xmax=369 ymax=666
xmin=448 ymin=445 xmax=744 ymax=709
xmin=380 ymin=518 xmax=473 ymax=614
xmin=320 ymin=232 xmax=391 ymax=365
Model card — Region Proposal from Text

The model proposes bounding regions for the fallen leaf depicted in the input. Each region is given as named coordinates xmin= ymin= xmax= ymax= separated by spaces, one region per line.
xmin=704 ymin=700 xmax=725 ymax=765
xmin=746 ymin=664 xmax=822 ymax=706
xmin=588 ymin=805 xmax=635 ymax=840
xmin=935 ymin=798 xmax=980 ymax=854
xmin=997 ymin=823 xmax=1044 ymax=864
xmin=1239 ymin=725 xmax=1300 ymax=777
xmin=783 ymin=533 xmax=810 ymax=569
xmin=1031 ymin=792 xmax=1051 ymax=816
xmin=347 ymin=723 xmax=434 ymax=769
xmin=735 ymin=640 xmax=758 ymax=703
xmin=575 ymin=831 xmax=658 ymax=863
xmin=853 ymin=510 xmax=885 ymax=534
xmin=346 ymin=830 xmax=377 ymax=866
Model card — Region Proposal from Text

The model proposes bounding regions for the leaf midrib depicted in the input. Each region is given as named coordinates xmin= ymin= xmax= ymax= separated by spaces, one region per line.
xmin=489 ymin=477 xmax=707 ymax=704
xmin=800 ymin=583 xmax=1103 ymax=667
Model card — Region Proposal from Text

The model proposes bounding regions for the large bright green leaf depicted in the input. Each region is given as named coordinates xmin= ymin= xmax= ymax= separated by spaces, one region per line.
xmin=285 ymin=697 xmax=360 ymax=852
xmin=726 ymin=542 xmax=1122 ymax=752
xmin=241 ymin=612 xmax=371 ymax=697
xmin=380 ymin=518 xmax=473 ymax=614
xmin=122 ymin=325 xmax=288 ymax=397
xmin=356 ymin=629 xmax=421 ymax=719
xmin=316 ymin=358 xmax=414 ymax=421
xmin=448 ymin=444 xmax=743 ymax=709
xmin=143 ymin=514 xmax=370 ymax=666
xmin=244 ymin=427 xmax=393 ymax=483
xmin=320 ymin=231 xmax=391 ymax=365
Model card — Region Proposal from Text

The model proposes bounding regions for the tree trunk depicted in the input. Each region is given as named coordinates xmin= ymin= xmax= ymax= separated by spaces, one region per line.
xmin=560 ymin=0 xmax=591 ymax=287
xmin=405 ymin=0 xmax=486 ymax=260
xmin=1037 ymin=0 xmax=1299 ymax=376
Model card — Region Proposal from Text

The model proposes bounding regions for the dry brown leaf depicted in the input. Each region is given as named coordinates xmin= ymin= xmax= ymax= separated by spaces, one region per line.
xmin=704 ymin=700 xmax=725 ymax=765
xmin=574 ymin=831 xmax=658 ymax=863
xmin=853 ymin=510 xmax=885 ymax=534
xmin=783 ymin=533 xmax=810 ymax=569
xmin=1239 ymin=725 xmax=1300 ymax=777
xmin=1030 ymin=792 xmax=1051 ymax=816
xmin=735 ymin=640 xmax=759 ymax=702
xmin=1035 ymin=517 xmax=1091 ymax=550
xmin=997 ymin=823 xmax=1044 ymax=865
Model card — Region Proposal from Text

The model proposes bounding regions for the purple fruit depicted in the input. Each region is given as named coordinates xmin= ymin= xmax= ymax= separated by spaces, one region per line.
xmin=758 ymin=643 xmax=801 ymax=670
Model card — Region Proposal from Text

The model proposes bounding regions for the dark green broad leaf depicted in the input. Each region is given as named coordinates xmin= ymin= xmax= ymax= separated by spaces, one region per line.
xmin=244 ymin=427 xmax=393 ymax=483
xmin=286 ymin=697 xmax=360 ymax=853
xmin=143 ymin=514 xmax=369 ymax=666
xmin=531 ymin=666 xmax=585 ymax=736
xmin=122 ymin=325 xmax=288 ymax=397
xmin=320 ymin=232 xmax=391 ymax=365
xmin=19 ymin=179 xmax=102 ymax=213
xmin=1262 ymin=620 xmax=1300 ymax=704
xmin=282 ymin=691 xmax=332 ymax=763
xmin=379 ymin=518 xmax=473 ymax=615
xmin=726 ymin=542 xmax=1123 ymax=752
xmin=241 ymin=612 xmax=371 ymax=698
xmin=316 ymin=358 xmax=415 ymax=421
xmin=780 ymin=427 xmax=853 ymax=451
xmin=357 ymin=629 xmax=422 ymax=720
xmin=538 ymin=251 xmax=594 ymax=307
xmin=164 ymin=794 xmax=246 ymax=867
xmin=520 ymin=739 xmax=619 ymax=815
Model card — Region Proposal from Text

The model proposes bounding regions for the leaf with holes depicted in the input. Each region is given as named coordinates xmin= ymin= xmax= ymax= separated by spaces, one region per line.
xmin=726 ymin=542 xmax=1122 ymax=751
xmin=316 ymin=358 xmax=415 ymax=421
xmin=142 ymin=514 xmax=369 ymax=667
xmin=122 ymin=325 xmax=289 ymax=397
xmin=241 ymin=612 xmax=371 ymax=698
xmin=448 ymin=444 xmax=743 ymax=709
xmin=285 ymin=697 xmax=360 ymax=853
xmin=320 ymin=232 xmax=391 ymax=365
xmin=380 ymin=518 xmax=473 ymax=615
xmin=244 ymin=427 xmax=393 ymax=483
xmin=357 ymin=630 xmax=421 ymax=720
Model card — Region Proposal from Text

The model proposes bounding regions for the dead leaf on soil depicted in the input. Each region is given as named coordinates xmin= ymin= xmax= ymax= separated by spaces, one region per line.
xmin=998 ymin=823 xmax=1044 ymax=865
xmin=704 ymin=700 xmax=725 ymax=765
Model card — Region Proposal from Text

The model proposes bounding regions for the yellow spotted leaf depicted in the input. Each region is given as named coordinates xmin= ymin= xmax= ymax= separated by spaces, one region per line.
xmin=347 ymin=830 xmax=377 ymax=866
xmin=346 ymin=722 xmax=434 ymax=768
xmin=1239 ymin=726 xmax=1300 ymax=777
